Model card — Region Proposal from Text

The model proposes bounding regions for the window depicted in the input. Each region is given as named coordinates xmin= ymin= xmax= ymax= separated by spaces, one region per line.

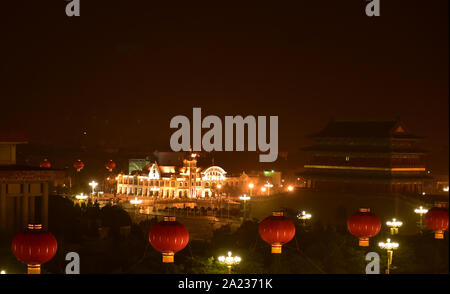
xmin=345 ymin=156 xmax=350 ymax=162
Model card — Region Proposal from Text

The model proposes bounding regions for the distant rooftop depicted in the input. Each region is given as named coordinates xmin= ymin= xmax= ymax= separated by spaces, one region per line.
xmin=309 ymin=120 xmax=422 ymax=139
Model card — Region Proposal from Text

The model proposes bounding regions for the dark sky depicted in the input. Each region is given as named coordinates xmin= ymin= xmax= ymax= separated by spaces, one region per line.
xmin=1 ymin=0 xmax=448 ymax=172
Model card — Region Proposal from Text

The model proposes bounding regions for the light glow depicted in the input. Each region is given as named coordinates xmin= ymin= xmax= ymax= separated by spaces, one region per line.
xmin=414 ymin=206 xmax=428 ymax=214
xmin=386 ymin=218 xmax=403 ymax=228
xmin=297 ymin=210 xmax=312 ymax=220
xmin=75 ymin=193 xmax=88 ymax=200
xmin=218 ymin=251 xmax=241 ymax=266
xmin=378 ymin=238 xmax=399 ymax=250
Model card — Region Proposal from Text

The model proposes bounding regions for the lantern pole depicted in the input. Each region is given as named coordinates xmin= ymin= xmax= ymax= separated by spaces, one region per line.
xmin=239 ymin=195 xmax=251 ymax=223
xmin=378 ymin=238 xmax=399 ymax=274
xmin=218 ymin=251 xmax=241 ymax=274
xmin=414 ymin=206 xmax=428 ymax=231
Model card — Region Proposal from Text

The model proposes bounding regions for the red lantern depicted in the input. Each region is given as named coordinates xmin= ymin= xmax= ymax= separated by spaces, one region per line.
xmin=347 ymin=208 xmax=381 ymax=246
xmin=149 ymin=216 xmax=189 ymax=263
xmin=39 ymin=158 xmax=51 ymax=168
xmin=73 ymin=159 xmax=84 ymax=172
xmin=11 ymin=224 xmax=58 ymax=274
xmin=259 ymin=211 xmax=295 ymax=254
xmin=105 ymin=160 xmax=116 ymax=172
xmin=425 ymin=207 xmax=449 ymax=239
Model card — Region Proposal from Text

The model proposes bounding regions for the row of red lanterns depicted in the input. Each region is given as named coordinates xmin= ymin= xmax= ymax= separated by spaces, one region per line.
xmin=10 ymin=206 xmax=448 ymax=273
xmin=39 ymin=159 xmax=116 ymax=173
xmin=347 ymin=206 xmax=449 ymax=246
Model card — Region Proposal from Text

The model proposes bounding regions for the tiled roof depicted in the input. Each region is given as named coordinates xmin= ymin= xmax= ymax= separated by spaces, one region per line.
xmin=309 ymin=120 xmax=421 ymax=139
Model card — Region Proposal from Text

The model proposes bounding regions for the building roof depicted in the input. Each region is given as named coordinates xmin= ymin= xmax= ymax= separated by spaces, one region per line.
xmin=308 ymin=120 xmax=422 ymax=139
xmin=0 ymin=132 xmax=28 ymax=144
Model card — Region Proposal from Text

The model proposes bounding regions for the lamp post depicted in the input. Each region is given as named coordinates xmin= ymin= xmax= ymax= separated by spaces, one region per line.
xmin=239 ymin=195 xmax=251 ymax=222
xmin=151 ymin=186 xmax=160 ymax=212
xmin=297 ymin=210 xmax=312 ymax=227
xmin=89 ymin=181 xmax=98 ymax=196
xmin=386 ymin=218 xmax=403 ymax=235
xmin=264 ymin=182 xmax=273 ymax=196
xmin=248 ymin=183 xmax=254 ymax=196
xmin=217 ymin=184 xmax=222 ymax=217
xmin=378 ymin=238 xmax=399 ymax=274
xmin=75 ymin=193 xmax=89 ymax=205
xmin=414 ymin=206 xmax=428 ymax=229
xmin=218 ymin=251 xmax=241 ymax=274
xmin=130 ymin=197 xmax=143 ymax=215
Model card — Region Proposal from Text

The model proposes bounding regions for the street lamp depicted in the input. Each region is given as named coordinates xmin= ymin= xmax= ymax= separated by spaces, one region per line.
xmin=248 ymin=183 xmax=254 ymax=196
xmin=297 ymin=210 xmax=312 ymax=226
xmin=264 ymin=182 xmax=273 ymax=196
xmin=75 ymin=193 xmax=89 ymax=205
xmin=287 ymin=185 xmax=294 ymax=192
xmin=0 ymin=270 xmax=5 ymax=274
xmin=239 ymin=195 xmax=251 ymax=221
xmin=378 ymin=238 xmax=399 ymax=274
xmin=151 ymin=186 xmax=160 ymax=211
xmin=386 ymin=218 xmax=403 ymax=235
xmin=89 ymin=181 xmax=98 ymax=196
xmin=414 ymin=206 xmax=428 ymax=229
xmin=218 ymin=251 xmax=241 ymax=274
xmin=130 ymin=197 xmax=143 ymax=215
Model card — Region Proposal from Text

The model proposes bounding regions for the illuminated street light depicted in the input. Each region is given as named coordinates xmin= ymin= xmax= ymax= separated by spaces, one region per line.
xmin=130 ymin=197 xmax=143 ymax=215
xmin=414 ymin=206 xmax=428 ymax=229
xmin=218 ymin=251 xmax=241 ymax=274
xmin=88 ymin=181 xmax=98 ymax=196
xmin=297 ymin=210 xmax=312 ymax=227
xmin=130 ymin=197 xmax=143 ymax=205
xmin=378 ymin=238 xmax=399 ymax=274
xmin=239 ymin=195 xmax=251 ymax=222
xmin=75 ymin=193 xmax=89 ymax=203
xmin=386 ymin=218 xmax=403 ymax=235
xmin=297 ymin=210 xmax=312 ymax=220
xmin=0 ymin=270 xmax=5 ymax=274
xmin=248 ymin=183 xmax=254 ymax=196
xmin=264 ymin=182 xmax=273 ymax=196
xmin=287 ymin=185 xmax=294 ymax=192
xmin=261 ymin=187 xmax=267 ymax=193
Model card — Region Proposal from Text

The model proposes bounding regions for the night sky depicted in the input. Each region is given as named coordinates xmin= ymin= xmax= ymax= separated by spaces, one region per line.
xmin=1 ymin=0 xmax=448 ymax=172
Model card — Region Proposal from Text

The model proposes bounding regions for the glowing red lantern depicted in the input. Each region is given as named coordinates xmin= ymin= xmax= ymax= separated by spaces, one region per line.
xmin=105 ymin=160 xmax=116 ymax=172
xmin=149 ymin=216 xmax=189 ymax=263
xmin=11 ymin=224 xmax=58 ymax=274
xmin=39 ymin=158 xmax=51 ymax=168
xmin=347 ymin=208 xmax=381 ymax=246
xmin=73 ymin=159 xmax=84 ymax=172
xmin=259 ymin=211 xmax=295 ymax=254
xmin=425 ymin=207 xmax=449 ymax=239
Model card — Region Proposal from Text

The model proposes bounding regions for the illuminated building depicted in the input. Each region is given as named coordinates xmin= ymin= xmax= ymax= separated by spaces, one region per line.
xmin=117 ymin=153 xmax=275 ymax=198
xmin=117 ymin=154 xmax=227 ymax=198
xmin=301 ymin=120 xmax=429 ymax=194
